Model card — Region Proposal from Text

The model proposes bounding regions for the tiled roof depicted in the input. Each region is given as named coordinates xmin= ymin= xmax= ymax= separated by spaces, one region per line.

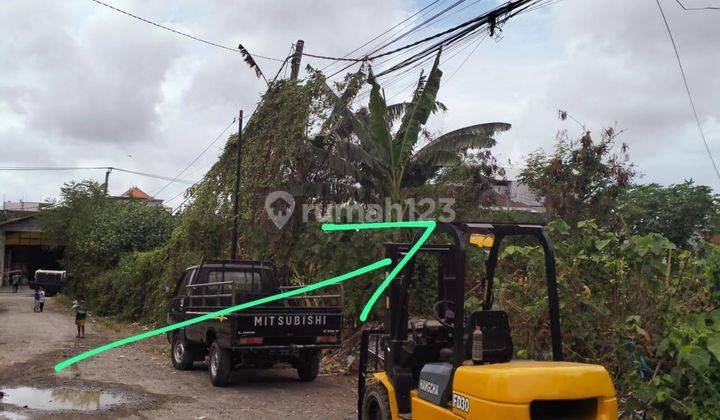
xmin=120 ymin=187 xmax=153 ymax=199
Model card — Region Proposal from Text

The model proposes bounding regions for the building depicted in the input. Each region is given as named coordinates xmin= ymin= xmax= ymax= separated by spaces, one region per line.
xmin=2 ymin=201 xmax=51 ymax=212
xmin=0 ymin=215 xmax=61 ymax=287
xmin=0 ymin=187 xmax=170 ymax=286
xmin=490 ymin=179 xmax=545 ymax=213
xmin=112 ymin=186 xmax=165 ymax=207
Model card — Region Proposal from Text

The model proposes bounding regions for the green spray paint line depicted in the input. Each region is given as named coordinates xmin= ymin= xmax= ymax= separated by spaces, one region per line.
xmin=55 ymin=221 xmax=437 ymax=372
xmin=322 ymin=220 xmax=436 ymax=321
xmin=54 ymin=258 xmax=391 ymax=372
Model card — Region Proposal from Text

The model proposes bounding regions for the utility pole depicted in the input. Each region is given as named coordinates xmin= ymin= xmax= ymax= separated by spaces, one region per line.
xmin=289 ymin=39 xmax=305 ymax=80
xmin=103 ymin=168 xmax=112 ymax=195
xmin=230 ymin=110 xmax=243 ymax=260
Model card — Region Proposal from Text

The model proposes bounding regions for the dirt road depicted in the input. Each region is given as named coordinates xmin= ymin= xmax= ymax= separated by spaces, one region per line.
xmin=0 ymin=288 xmax=357 ymax=419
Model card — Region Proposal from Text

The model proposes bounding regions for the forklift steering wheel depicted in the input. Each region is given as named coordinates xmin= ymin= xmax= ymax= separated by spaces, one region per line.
xmin=432 ymin=300 xmax=456 ymax=328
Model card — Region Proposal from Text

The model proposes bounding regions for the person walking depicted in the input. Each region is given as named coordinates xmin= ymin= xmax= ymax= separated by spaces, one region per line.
xmin=72 ymin=295 xmax=87 ymax=338
xmin=38 ymin=287 xmax=46 ymax=313
xmin=11 ymin=273 xmax=19 ymax=293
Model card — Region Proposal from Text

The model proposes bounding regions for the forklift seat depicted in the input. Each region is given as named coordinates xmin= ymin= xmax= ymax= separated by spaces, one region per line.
xmin=466 ymin=310 xmax=513 ymax=363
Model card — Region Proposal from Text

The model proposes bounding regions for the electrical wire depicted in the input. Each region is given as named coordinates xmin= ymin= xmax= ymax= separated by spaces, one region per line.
xmin=319 ymin=0 xmax=446 ymax=74
xmin=87 ymin=0 xmax=284 ymax=62
xmin=152 ymin=118 xmax=238 ymax=197
xmin=655 ymin=0 xmax=720 ymax=181
xmin=325 ymin=0 xmax=485 ymax=79
xmin=371 ymin=0 xmax=538 ymax=78
xmin=169 ymin=103 xmax=263 ymax=213
xmin=443 ymin=32 xmax=487 ymax=83
xmin=674 ymin=0 xmax=720 ymax=10
xmin=0 ymin=166 xmax=196 ymax=184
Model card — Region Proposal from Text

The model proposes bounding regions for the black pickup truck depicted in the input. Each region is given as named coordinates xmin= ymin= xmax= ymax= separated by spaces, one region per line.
xmin=167 ymin=259 xmax=343 ymax=386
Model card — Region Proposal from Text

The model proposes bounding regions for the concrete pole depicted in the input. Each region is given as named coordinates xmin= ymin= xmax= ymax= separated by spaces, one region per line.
xmin=290 ymin=40 xmax=305 ymax=80
xmin=230 ymin=110 xmax=243 ymax=260
xmin=104 ymin=168 xmax=112 ymax=195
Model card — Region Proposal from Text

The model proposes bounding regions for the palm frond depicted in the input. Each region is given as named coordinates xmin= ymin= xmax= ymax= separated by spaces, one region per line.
xmin=403 ymin=150 xmax=460 ymax=188
xmin=238 ymin=44 xmax=268 ymax=84
xmin=310 ymin=67 xmax=373 ymax=149
xmin=395 ymin=51 xmax=443 ymax=166
xmin=311 ymin=145 xmax=363 ymax=180
xmin=367 ymin=69 xmax=393 ymax=161
xmin=331 ymin=139 xmax=384 ymax=174
xmin=413 ymin=122 xmax=511 ymax=162
xmin=387 ymin=100 xmax=448 ymax=125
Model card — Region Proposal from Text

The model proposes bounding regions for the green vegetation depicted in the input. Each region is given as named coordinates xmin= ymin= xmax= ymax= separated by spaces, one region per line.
xmin=40 ymin=61 xmax=720 ymax=417
xmin=520 ymin=127 xmax=634 ymax=227
xmin=316 ymin=53 xmax=509 ymax=205
xmin=487 ymin=219 xmax=720 ymax=417
xmin=620 ymin=181 xmax=720 ymax=247
xmin=41 ymin=180 xmax=175 ymax=319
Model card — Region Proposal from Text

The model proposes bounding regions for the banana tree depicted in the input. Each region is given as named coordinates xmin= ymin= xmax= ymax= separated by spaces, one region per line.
xmin=315 ymin=51 xmax=511 ymax=205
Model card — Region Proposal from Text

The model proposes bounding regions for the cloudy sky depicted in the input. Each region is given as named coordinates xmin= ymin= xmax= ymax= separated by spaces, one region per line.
xmin=1 ymin=0 xmax=718 ymax=209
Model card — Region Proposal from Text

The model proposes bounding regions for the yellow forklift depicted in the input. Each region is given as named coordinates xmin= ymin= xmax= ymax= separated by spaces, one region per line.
xmin=358 ymin=222 xmax=617 ymax=419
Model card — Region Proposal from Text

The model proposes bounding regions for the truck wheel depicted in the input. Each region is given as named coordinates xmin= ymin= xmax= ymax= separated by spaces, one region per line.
xmin=209 ymin=341 xmax=232 ymax=387
xmin=171 ymin=334 xmax=195 ymax=370
xmin=362 ymin=383 xmax=392 ymax=420
xmin=296 ymin=350 xmax=320 ymax=382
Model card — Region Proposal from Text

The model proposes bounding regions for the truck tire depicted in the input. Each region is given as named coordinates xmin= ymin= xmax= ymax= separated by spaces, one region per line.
xmin=296 ymin=350 xmax=320 ymax=382
xmin=209 ymin=341 xmax=232 ymax=387
xmin=361 ymin=382 xmax=392 ymax=420
xmin=171 ymin=333 xmax=195 ymax=370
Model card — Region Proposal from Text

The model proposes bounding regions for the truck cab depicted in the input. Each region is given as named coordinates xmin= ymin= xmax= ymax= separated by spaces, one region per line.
xmin=167 ymin=259 xmax=343 ymax=386
xmin=30 ymin=270 xmax=68 ymax=296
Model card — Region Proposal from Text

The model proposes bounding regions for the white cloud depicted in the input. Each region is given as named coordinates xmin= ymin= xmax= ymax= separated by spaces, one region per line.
xmin=0 ymin=0 xmax=718 ymax=208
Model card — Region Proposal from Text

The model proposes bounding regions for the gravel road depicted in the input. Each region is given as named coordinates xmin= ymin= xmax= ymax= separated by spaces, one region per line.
xmin=0 ymin=288 xmax=357 ymax=419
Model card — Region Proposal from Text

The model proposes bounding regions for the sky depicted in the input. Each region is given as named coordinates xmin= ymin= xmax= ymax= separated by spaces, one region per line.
xmin=1 ymin=0 xmax=718 ymax=209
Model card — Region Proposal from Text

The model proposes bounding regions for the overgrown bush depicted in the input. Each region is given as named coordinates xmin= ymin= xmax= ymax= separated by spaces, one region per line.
xmin=484 ymin=218 xmax=719 ymax=416
xmin=40 ymin=180 xmax=176 ymax=318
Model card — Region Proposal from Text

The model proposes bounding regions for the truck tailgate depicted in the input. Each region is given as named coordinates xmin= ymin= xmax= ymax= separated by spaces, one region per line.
xmin=235 ymin=308 xmax=342 ymax=338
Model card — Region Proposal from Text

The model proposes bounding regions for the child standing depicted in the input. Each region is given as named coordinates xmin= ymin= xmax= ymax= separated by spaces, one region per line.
xmin=72 ymin=295 xmax=87 ymax=338
xmin=38 ymin=287 xmax=46 ymax=313
xmin=33 ymin=288 xmax=40 ymax=312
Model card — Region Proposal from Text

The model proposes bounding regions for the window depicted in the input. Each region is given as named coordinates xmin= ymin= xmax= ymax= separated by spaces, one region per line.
xmin=223 ymin=271 xmax=262 ymax=293
xmin=177 ymin=270 xmax=193 ymax=296
xmin=206 ymin=271 xmax=226 ymax=294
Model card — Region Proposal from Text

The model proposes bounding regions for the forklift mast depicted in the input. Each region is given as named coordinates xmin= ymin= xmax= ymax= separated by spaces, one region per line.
xmin=357 ymin=222 xmax=564 ymax=418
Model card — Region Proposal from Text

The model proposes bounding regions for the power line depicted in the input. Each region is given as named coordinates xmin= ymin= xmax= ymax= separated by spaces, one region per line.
xmin=373 ymin=0 xmax=538 ymax=77
xmin=444 ymin=32 xmax=487 ymax=83
xmin=373 ymin=0 xmax=469 ymax=55
xmin=112 ymin=168 xmax=196 ymax=184
xmin=87 ymin=0 xmax=284 ymax=62
xmin=324 ymin=0 xmax=503 ymax=79
xmin=169 ymin=103 xmax=263 ymax=213
xmin=319 ymin=0 xmax=445 ymax=74
xmin=674 ymin=0 xmax=720 ymax=10
xmin=152 ymin=118 xmax=237 ymax=197
xmin=320 ymin=0 xmax=450 ymax=78
xmin=655 ymin=0 xmax=720 ymax=181
xmin=0 ymin=166 xmax=196 ymax=184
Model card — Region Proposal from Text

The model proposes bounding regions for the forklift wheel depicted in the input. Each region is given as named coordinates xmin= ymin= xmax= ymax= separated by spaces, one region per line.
xmin=296 ymin=350 xmax=320 ymax=382
xmin=171 ymin=334 xmax=195 ymax=370
xmin=362 ymin=383 xmax=392 ymax=420
xmin=209 ymin=341 xmax=233 ymax=387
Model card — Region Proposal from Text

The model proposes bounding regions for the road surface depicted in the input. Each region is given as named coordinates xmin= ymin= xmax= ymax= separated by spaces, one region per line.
xmin=0 ymin=288 xmax=357 ymax=419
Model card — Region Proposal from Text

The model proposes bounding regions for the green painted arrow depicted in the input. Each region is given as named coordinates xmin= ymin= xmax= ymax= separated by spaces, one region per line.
xmin=54 ymin=220 xmax=436 ymax=372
